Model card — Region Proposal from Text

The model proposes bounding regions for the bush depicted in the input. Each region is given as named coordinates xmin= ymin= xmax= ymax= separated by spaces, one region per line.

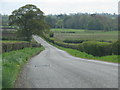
xmin=112 ymin=40 xmax=120 ymax=55
xmin=49 ymin=31 xmax=54 ymax=37
xmin=79 ymin=41 xmax=112 ymax=56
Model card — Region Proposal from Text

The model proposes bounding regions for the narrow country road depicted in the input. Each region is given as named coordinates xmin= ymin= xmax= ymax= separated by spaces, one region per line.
xmin=15 ymin=36 xmax=118 ymax=88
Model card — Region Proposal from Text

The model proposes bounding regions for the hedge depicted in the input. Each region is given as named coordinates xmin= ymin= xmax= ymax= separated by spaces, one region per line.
xmin=112 ymin=40 xmax=120 ymax=55
xmin=78 ymin=41 xmax=112 ymax=56
xmin=45 ymin=37 xmax=120 ymax=56
xmin=54 ymin=41 xmax=79 ymax=49
xmin=2 ymin=30 xmax=29 ymax=41
xmin=63 ymin=39 xmax=87 ymax=43
xmin=63 ymin=39 xmax=112 ymax=44
xmin=2 ymin=41 xmax=41 ymax=53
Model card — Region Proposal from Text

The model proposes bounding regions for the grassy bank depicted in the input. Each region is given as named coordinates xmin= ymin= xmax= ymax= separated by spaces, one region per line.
xmin=50 ymin=43 xmax=119 ymax=63
xmin=2 ymin=47 xmax=45 ymax=88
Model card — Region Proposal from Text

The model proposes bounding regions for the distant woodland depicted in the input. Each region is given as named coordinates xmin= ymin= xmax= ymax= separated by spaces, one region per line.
xmin=0 ymin=13 xmax=118 ymax=31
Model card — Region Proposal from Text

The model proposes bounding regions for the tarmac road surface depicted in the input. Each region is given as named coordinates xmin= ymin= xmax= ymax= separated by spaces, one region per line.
xmin=15 ymin=35 xmax=118 ymax=88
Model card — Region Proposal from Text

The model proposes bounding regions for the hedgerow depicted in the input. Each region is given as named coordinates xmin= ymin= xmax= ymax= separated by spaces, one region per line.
xmin=45 ymin=37 xmax=119 ymax=56
xmin=2 ymin=41 xmax=41 ymax=53
xmin=79 ymin=41 xmax=112 ymax=56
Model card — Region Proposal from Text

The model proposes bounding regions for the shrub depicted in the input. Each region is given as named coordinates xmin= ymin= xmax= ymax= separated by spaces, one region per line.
xmin=80 ymin=41 xmax=112 ymax=56
xmin=112 ymin=40 xmax=120 ymax=55
xmin=49 ymin=31 xmax=54 ymax=37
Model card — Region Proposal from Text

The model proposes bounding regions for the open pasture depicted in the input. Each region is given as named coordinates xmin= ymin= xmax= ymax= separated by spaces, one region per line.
xmin=51 ymin=29 xmax=118 ymax=42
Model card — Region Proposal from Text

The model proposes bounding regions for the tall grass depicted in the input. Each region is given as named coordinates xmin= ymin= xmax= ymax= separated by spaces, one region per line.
xmin=2 ymin=47 xmax=44 ymax=88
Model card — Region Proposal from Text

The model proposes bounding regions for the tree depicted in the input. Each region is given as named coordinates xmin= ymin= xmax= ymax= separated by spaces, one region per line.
xmin=45 ymin=13 xmax=118 ymax=31
xmin=56 ymin=19 xmax=64 ymax=28
xmin=45 ymin=15 xmax=57 ymax=28
xmin=2 ymin=15 xmax=9 ymax=26
xmin=9 ymin=4 xmax=50 ymax=41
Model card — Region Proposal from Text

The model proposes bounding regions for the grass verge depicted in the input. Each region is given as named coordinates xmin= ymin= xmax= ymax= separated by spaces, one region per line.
xmin=2 ymin=46 xmax=45 ymax=88
xmin=50 ymin=42 xmax=119 ymax=63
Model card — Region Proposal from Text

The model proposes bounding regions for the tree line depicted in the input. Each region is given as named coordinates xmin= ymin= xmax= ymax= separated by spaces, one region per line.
xmin=45 ymin=13 xmax=118 ymax=31
xmin=1 ymin=13 xmax=118 ymax=31
xmin=0 ymin=14 xmax=9 ymax=26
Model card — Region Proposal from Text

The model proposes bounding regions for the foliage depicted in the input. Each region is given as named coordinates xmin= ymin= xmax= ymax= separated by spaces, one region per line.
xmin=49 ymin=31 xmax=54 ymax=37
xmin=2 ymin=40 xmax=41 ymax=53
xmin=54 ymin=40 xmax=79 ymax=49
xmin=45 ymin=13 xmax=118 ymax=31
xmin=9 ymin=4 xmax=50 ymax=41
xmin=45 ymin=36 xmax=120 ymax=56
xmin=1 ymin=13 xmax=118 ymax=32
xmin=112 ymin=40 xmax=120 ymax=55
xmin=79 ymin=41 xmax=112 ymax=56
xmin=1 ymin=14 xmax=9 ymax=26
xmin=49 ymin=41 xmax=119 ymax=63
xmin=1 ymin=30 xmax=28 ymax=41
xmin=45 ymin=15 xmax=57 ymax=28
xmin=2 ymin=47 xmax=45 ymax=88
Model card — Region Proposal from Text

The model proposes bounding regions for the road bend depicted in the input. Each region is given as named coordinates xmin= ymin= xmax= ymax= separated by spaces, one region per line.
xmin=15 ymin=35 xmax=118 ymax=88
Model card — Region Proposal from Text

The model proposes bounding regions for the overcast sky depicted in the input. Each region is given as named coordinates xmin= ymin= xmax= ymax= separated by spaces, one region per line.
xmin=0 ymin=0 xmax=119 ymax=15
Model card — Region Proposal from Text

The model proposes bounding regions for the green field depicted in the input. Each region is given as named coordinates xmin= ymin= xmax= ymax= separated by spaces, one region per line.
xmin=51 ymin=29 xmax=85 ymax=33
xmin=51 ymin=29 xmax=118 ymax=42
xmin=2 ymin=40 xmax=28 ymax=43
